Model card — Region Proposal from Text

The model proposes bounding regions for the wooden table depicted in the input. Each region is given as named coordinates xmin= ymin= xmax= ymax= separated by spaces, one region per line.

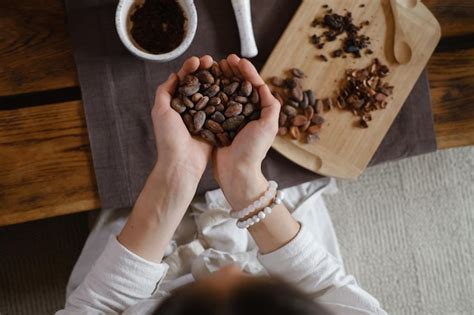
xmin=0 ymin=0 xmax=473 ymax=226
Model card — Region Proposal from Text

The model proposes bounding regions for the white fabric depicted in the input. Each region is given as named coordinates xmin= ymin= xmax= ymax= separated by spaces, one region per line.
xmin=58 ymin=179 xmax=386 ymax=314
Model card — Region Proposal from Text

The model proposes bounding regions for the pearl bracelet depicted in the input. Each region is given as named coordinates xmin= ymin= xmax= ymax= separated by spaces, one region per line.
xmin=236 ymin=190 xmax=285 ymax=229
xmin=230 ymin=181 xmax=278 ymax=219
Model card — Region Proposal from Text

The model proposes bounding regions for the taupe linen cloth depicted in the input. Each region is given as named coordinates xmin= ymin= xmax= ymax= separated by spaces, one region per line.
xmin=64 ymin=0 xmax=437 ymax=209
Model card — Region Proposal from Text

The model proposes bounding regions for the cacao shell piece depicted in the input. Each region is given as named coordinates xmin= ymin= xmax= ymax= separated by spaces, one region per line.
xmin=193 ymin=111 xmax=206 ymax=131
xmin=206 ymin=120 xmax=224 ymax=133
xmin=292 ymin=115 xmax=308 ymax=127
xmin=250 ymin=89 xmax=259 ymax=104
xmin=223 ymin=115 xmax=245 ymax=131
xmin=289 ymin=126 xmax=301 ymax=140
xmin=315 ymin=100 xmax=324 ymax=114
xmin=211 ymin=111 xmax=225 ymax=123
xmin=200 ymin=129 xmax=217 ymax=145
xmin=306 ymin=133 xmax=320 ymax=144
xmin=223 ymin=82 xmax=240 ymax=95
xmin=203 ymin=84 xmax=220 ymax=97
xmin=196 ymin=70 xmax=215 ymax=84
xmin=240 ymin=80 xmax=252 ymax=97
xmin=291 ymin=68 xmax=305 ymax=78
xmin=225 ymin=102 xmax=243 ymax=117
xmin=216 ymin=132 xmax=231 ymax=147
xmin=279 ymin=112 xmax=288 ymax=126
xmin=278 ymin=127 xmax=288 ymax=136
xmin=283 ymin=105 xmax=298 ymax=116
xmin=243 ymin=103 xmax=255 ymax=116
xmin=195 ymin=96 xmax=210 ymax=110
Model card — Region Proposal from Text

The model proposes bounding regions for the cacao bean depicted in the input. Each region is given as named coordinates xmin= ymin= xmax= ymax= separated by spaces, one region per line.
xmin=182 ymin=74 xmax=198 ymax=86
xmin=189 ymin=109 xmax=197 ymax=115
xmin=171 ymin=98 xmax=186 ymax=113
xmin=195 ymin=96 xmax=210 ymax=110
xmin=193 ymin=111 xmax=206 ymax=131
xmin=315 ymin=100 xmax=324 ymax=114
xmin=221 ymin=78 xmax=230 ymax=86
xmin=196 ymin=70 xmax=215 ymax=84
xmin=291 ymin=68 xmax=305 ymax=78
xmin=292 ymin=115 xmax=308 ymax=127
xmin=183 ymin=113 xmax=194 ymax=132
xmin=234 ymin=96 xmax=248 ymax=104
xmin=304 ymin=106 xmax=314 ymax=120
xmin=204 ymin=105 xmax=216 ymax=115
xmin=201 ymin=129 xmax=217 ymax=145
xmin=284 ymin=78 xmax=297 ymax=89
xmin=225 ymin=102 xmax=243 ymax=117
xmin=250 ymin=89 xmax=259 ymax=104
xmin=279 ymin=112 xmax=288 ymax=126
xmin=289 ymin=126 xmax=301 ymax=139
xmin=272 ymin=91 xmax=284 ymax=105
xmin=228 ymin=131 xmax=236 ymax=140
xmin=206 ymin=119 xmax=224 ymax=133
xmin=305 ymin=90 xmax=316 ymax=106
xmin=218 ymin=91 xmax=229 ymax=104
xmin=211 ymin=111 xmax=225 ymax=123
xmin=270 ymin=76 xmax=284 ymax=87
xmin=201 ymin=83 xmax=211 ymax=90
xmin=243 ymin=103 xmax=255 ymax=116
xmin=180 ymin=81 xmax=200 ymax=96
xmin=278 ymin=127 xmax=288 ymax=136
xmin=216 ymin=132 xmax=231 ymax=147
xmin=182 ymin=96 xmax=194 ymax=108
xmin=209 ymin=96 xmax=221 ymax=106
xmin=311 ymin=115 xmax=325 ymax=125
xmin=307 ymin=125 xmax=321 ymax=134
xmin=283 ymin=105 xmax=298 ymax=116
xmin=215 ymin=104 xmax=225 ymax=112
xmin=288 ymin=100 xmax=299 ymax=108
xmin=290 ymin=86 xmax=304 ymax=102
xmin=192 ymin=93 xmax=203 ymax=103
xmin=299 ymin=92 xmax=309 ymax=109
xmin=203 ymin=84 xmax=220 ymax=97
xmin=223 ymin=82 xmax=240 ymax=95
xmin=211 ymin=63 xmax=222 ymax=78
xmin=240 ymin=80 xmax=252 ymax=97
xmin=231 ymin=76 xmax=241 ymax=83
xmin=300 ymin=120 xmax=311 ymax=132
xmin=223 ymin=115 xmax=245 ymax=131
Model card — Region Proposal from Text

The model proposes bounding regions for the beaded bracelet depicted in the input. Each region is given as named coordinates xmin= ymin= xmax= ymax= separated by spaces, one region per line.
xmin=230 ymin=181 xmax=278 ymax=219
xmin=236 ymin=190 xmax=285 ymax=229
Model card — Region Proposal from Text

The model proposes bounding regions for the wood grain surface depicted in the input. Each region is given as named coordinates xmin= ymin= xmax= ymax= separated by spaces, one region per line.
xmin=0 ymin=0 xmax=472 ymax=225
xmin=261 ymin=0 xmax=441 ymax=178
xmin=0 ymin=102 xmax=99 ymax=226
xmin=0 ymin=0 xmax=78 ymax=96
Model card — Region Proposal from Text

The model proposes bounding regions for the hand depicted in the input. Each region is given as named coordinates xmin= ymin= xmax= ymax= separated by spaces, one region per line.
xmin=151 ymin=55 xmax=215 ymax=183
xmin=213 ymin=54 xmax=280 ymax=210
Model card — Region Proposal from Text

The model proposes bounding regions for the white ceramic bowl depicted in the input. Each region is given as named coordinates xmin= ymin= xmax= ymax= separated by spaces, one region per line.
xmin=115 ymin=0 xmax=197 ymax=62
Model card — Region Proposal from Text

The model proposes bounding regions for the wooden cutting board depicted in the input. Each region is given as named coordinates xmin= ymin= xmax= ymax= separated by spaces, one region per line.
xmin=260 ymin=0 xmax=441 ymax=179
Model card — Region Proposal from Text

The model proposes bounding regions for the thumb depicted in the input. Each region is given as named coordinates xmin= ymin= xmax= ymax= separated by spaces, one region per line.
xmin=258 ymin=84 xmax=280 ymax=133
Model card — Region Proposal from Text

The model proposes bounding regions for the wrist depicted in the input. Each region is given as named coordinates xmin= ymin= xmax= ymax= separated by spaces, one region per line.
xmin=222 ymin=166 xmax=268 ymax=210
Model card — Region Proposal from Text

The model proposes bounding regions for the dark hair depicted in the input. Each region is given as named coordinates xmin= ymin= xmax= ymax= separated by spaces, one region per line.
xmin=154 ymin=276 xmax=329 ymax=315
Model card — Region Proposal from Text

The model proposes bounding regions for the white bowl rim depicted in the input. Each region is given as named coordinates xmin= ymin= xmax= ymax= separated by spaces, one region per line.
xmin=115 ymin=0 xmax=197 ymax=62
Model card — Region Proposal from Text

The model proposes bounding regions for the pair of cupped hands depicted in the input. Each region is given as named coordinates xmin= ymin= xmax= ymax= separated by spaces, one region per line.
xmin=152 ymin=54 xmax=280 ymax=210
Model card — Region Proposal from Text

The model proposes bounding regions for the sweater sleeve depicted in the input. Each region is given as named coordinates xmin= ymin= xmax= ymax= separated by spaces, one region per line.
xmin=56 ymin=236 xmax=168 ymax=315
xmin=258 ymin=224 xmax=387 ymax=315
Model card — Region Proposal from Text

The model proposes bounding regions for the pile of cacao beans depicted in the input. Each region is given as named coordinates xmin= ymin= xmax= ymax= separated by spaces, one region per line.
xmin=171 ymin=63 xmax=260 ymax=147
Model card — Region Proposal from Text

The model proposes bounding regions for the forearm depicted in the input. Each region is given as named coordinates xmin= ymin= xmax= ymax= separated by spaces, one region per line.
xmin=118 ymin=161 xmax=199 ymax=263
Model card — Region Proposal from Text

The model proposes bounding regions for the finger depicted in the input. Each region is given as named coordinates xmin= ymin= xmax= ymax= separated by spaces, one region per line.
xmin=238 ymin=58 xmax=265 ymax=87
xmin=219 ymin=59 xmax=234 ymax=78
xmin=199 ymin=55 xmax=214 ymax=70
xmin=226 ymin=54 xmax=242 ymax=77
xmin=258 ymin=84 xmax=280 ymax=129
xmin=177 ymin=56 xmax=200 ymax=80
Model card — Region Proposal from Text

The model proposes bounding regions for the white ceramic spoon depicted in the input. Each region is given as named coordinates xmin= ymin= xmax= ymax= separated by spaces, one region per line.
xmin=115 ymin=0 xmax=198 ymax=62
xmin=231 ymin=0 xmax=258 ymax=58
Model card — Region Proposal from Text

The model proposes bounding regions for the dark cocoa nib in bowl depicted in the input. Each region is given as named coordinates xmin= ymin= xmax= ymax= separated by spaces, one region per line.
xmin=129 ymin=0 xmax=186 ymax=54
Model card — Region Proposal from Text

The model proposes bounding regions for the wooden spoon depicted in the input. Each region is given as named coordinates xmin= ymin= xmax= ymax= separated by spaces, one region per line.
xmin=390 ymin=0 xmax=413 ymax=64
